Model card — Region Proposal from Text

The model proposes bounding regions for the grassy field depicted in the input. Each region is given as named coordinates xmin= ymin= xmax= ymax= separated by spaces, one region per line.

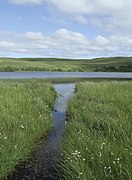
xmin=0 ymin=57 xmax=132 ymax=72
xmin=59 ymin=81 xmax=132 ymax=180
xmin=0 ymin=80 xmax=56 ymax=179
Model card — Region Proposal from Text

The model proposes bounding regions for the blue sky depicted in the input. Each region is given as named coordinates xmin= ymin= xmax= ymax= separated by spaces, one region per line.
xmin=0 ymin=0 xmax=132 ymax=58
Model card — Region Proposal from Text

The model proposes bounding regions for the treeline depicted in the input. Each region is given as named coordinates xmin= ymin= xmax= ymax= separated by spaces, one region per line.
xmin=95 ymin=65 xmax=132 ymax=72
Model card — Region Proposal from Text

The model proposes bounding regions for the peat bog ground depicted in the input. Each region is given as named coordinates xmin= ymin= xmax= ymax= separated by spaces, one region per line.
xmin=0 ymin=79 xmax=132 ymax=180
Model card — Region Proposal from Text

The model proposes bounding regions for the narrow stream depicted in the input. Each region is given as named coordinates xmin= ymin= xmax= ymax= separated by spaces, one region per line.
xmin=9 ymin=83 xmax=75 ymax=180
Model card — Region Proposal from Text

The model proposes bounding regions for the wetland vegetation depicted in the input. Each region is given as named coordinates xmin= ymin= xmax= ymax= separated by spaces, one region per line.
xmin=0 ymin=79 xmax=132 ymax=179
xmin=60 ymin=81 xmax=132 ymax=180
xmin=0 ymin=80 xmax=56 ymax=179
xmin=0 ymin=57 xmax=132 ymax=72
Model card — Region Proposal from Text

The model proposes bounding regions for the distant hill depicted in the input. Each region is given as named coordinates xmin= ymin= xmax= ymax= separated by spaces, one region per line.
xmin=0 ymin=57 xmax=132 ymax=72
xmin=92 ymin=57 xmax=132 ymax=72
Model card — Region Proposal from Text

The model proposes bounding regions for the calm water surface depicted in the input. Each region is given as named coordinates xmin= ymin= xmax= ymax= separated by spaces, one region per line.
xmin=0 ymin=71 xmax=132 ymax=79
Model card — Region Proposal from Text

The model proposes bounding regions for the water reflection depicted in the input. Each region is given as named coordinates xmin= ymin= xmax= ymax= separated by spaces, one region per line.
xmin=9 ymin=84 xmax=75 ymax=180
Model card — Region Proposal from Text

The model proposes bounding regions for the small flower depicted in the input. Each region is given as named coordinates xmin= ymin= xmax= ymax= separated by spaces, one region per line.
xmin=20 ymin=125 xmax=24 ymax=129
xmin=4 ymin=136 xmax=7 ymax=139
xmin=107 ymin=167 xmax=112 ymax=173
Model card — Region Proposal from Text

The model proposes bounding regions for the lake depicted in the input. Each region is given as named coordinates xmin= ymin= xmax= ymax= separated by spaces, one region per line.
xmin=0 ymin=71 xmax=132 ymax=79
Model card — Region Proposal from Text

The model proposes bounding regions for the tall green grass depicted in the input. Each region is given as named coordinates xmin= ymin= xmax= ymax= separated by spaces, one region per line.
xmin=0 ymin=57 xmax=132 ymax=72
xmin=0 ymin=80 xmax=56 ymax=178
xmin=60 ymin=81 xmax=132 ymax=180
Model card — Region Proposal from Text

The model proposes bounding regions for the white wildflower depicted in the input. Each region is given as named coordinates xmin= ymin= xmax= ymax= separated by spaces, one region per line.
xmin=20 ymin=125 xmax=24 ymax=129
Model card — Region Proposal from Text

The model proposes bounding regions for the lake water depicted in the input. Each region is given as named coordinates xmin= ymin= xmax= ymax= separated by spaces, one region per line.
xmin=0 ymin=71 xmax=132 ymax=79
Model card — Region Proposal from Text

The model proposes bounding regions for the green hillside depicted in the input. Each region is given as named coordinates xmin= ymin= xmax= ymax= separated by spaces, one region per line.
xmin=0 ymin=57 xmax=132 ymax=72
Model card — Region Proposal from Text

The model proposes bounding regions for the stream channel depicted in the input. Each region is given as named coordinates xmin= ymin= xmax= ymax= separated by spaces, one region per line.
xmin=8 ymin=83 xmax=75 ymax=180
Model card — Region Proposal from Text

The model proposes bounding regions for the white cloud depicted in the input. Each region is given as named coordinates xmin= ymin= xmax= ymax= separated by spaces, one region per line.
xmin=0 ymin=41 xmax=16 ymax=48
xmin=75 ymin=15 xmax=88 ymax=24
xmin=53 ymin=28 xmax=88 ymax=44
xmin=49 ymin=0 xmax=94 ymax=14
xmin=8 ymin=0 xmax=132 ymax=34
xmin=25 ymin=32 xmax=44 ymax=40
xmin=49 ymin=0 xmax=132 ymax=34
xmin=0 ymin=29 xmax=132 ymax=58
xmin=3 ymin=0 xmax=132 ymax=58
xmin=8 ymin=0 xmax=42 ymax=5
xmin=95 ymin=36 xmax=109 ymax=46
xmin=49 ymin=0 xmax=130 ymax=15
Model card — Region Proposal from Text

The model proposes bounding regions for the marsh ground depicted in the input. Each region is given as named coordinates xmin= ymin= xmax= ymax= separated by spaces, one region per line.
xmin=0 ymin=80 xmax=56 ymax=179
xmin=60 ymin=81 xmax=132 ymax=180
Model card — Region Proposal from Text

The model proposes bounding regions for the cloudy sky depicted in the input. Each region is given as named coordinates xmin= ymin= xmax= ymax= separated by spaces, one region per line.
xmin=0 ymin=0 xmax=132 ymax=58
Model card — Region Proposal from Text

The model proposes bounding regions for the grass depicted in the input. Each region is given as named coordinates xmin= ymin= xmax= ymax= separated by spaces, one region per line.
xmin=0 ymin=80 xmax=56 ymax=179
xmin=59 ymin=81 xmax=132 ymax=180
xmin=0 ymin=57 xmax=132 ymax=72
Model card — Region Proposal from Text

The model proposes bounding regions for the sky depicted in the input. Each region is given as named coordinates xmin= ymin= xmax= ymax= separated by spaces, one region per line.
xmin=0 ymin=0 xmax=132 ymax=59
